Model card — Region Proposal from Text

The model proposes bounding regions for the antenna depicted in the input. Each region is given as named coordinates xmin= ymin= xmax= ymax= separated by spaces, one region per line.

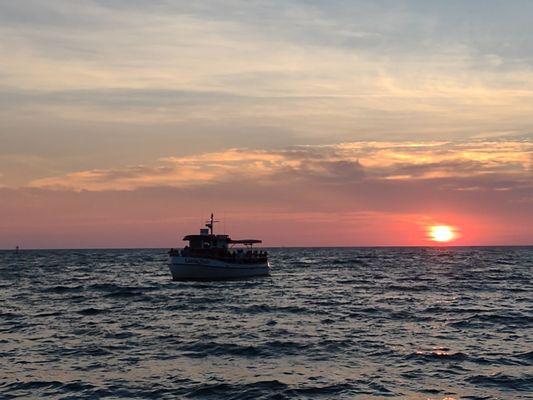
xmin=205 ymin=213 xmax=220 ymax=235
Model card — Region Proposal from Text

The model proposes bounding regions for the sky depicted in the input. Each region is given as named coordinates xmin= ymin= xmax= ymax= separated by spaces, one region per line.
xmin=0 ymin=0 xmax=532 ymax=248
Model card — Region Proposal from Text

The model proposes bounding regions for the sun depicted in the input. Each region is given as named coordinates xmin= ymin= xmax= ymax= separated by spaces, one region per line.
xmin=429 ymin=225 xmax=456 ymax=242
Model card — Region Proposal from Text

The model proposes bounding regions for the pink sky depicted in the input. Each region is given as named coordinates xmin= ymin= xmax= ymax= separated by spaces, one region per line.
xmin=1 ymin=141 xmax=531 ymax=248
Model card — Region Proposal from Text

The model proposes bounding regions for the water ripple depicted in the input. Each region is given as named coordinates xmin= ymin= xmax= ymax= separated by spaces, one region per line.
xmin=1 ymin=246 xmax=532 ymax=399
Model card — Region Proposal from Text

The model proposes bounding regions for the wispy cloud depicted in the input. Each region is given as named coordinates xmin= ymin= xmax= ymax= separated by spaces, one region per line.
xmin=1 ymin=0 xmax=532 ymax=147
xmin=28 ymin=140 xmax=532 ymax=191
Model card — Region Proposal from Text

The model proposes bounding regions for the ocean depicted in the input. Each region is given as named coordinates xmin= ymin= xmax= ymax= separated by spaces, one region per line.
xmin=1 ymin=247 xmax=532 ymax=399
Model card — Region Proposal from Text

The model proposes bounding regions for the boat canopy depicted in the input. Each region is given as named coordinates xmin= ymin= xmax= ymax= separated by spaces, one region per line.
xmin=183 ymin=234 xmax=228 ymax=241
xmin=181 ymin=214 xmax=262 ymax=249
xmin=182 ymin=234 xmax=261 ymax=249
xmin=183 ymin=235 xmax=261 ymax=244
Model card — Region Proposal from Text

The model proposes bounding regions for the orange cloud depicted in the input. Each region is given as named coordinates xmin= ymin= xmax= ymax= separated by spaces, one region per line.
xmin=27 ymin=140 xmax=532 ymax=191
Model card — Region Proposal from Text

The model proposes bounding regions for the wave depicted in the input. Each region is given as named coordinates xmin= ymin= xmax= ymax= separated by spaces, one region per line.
xmin=330 ymin=258 xmax=365 ymax=265
xmin=180 ymin=341 xmax=264 ymax=357
xmin=234 ymin=304 xmax=312 ymax=315
xmin=76 ymin=307 xmax=107 ymax=316
xmin=104 ymin=288 xmax=148 ymax=298
xmin=448 ymin=312 xmax=531 ymax=329
xmin=185 ymin=380 xmax=365 ymax=399
xmin=186 ymin=380 xmax=289 ymax=399
xmin=406 ymin=350 xmax=468 ymax=362
xmin=42 ymin=285 xmax=84 ymax=293
xmin=1 ymin=380 xmax=97 ymax=397
xmin=0 ymin=312 xmax=23 ymax=320
xmin=468 ymin=373 xmax=532 ymax=391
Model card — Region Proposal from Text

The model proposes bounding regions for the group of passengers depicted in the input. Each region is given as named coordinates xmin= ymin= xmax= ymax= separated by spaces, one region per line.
xmin=178 ymin=245 xmax=267 ymax=259
xmin=226 ymin=249 xmax=267 ymax=259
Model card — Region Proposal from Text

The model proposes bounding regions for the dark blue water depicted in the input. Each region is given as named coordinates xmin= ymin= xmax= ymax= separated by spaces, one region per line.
xmin=1 ymin=247 xmax=532 ymax=399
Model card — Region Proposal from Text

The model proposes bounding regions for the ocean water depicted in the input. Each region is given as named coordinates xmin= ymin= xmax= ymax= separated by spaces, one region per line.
xmin=1 ymin=247 xmax=532 ymax=399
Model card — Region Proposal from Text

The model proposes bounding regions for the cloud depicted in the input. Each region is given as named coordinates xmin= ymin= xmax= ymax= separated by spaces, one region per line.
xmin=1 ymin=0 xmax=533 ymax=143
xmin=28 ymin=139 xmax=532 ymax=191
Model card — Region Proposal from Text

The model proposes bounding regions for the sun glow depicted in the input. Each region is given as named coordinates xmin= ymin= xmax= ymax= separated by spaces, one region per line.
xmin=429 ymin=225 xmax=456 ymax=242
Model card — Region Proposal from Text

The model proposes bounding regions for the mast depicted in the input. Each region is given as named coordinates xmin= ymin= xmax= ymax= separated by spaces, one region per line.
xmin=205 ymin=213 xmax=219 ymax=235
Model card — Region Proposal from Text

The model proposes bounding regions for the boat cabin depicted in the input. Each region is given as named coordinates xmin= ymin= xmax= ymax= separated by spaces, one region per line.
xmin=169 ymin=214 xmax=267 ymax=263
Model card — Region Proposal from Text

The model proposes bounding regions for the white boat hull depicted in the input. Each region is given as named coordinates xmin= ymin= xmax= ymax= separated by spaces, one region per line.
xmin=168 ymin=256 xmax=270 ymax=280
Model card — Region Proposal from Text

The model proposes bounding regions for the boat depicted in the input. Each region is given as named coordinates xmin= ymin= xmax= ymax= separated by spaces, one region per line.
xmin=168 ymin=214 xmax=270 ymax=280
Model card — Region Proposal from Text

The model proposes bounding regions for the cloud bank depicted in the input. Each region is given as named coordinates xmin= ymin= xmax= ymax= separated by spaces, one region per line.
xmin=28 ymin=140 xmax=531 ymax=192
xmin=1 ymin=1 xmax=533 ymax=188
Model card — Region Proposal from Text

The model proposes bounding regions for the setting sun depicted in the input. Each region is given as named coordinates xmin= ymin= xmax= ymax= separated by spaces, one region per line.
xmin=429 ymin=225 xmax=456 ymax=242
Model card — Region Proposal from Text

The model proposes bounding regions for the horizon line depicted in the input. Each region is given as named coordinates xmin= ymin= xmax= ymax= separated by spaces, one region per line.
xmin=2 ymin=244 xmax=532 ymax=251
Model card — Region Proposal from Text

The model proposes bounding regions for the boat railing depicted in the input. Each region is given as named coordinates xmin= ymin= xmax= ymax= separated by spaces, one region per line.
xmin=169 ymin=247 xmax=267 ymax=262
